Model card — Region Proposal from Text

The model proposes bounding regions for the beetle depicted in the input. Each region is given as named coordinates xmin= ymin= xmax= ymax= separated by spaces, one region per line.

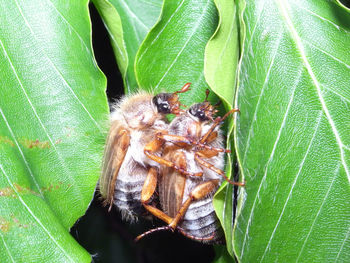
xmin=99 ymin=84 xmax=190 ymax=221
xmin=137 ymin=92 xmax=244 ymax=243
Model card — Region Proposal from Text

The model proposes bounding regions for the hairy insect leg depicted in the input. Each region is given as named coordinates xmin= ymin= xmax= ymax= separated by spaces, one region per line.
xmin=200 ymin=108 xmax=240 ymax=144
xmin=136 ymin=179 xmax=220 ymax=242
xmin=157 ymin=133 xmax=230 ymax=153
xmin=140 ymin=167 xmax=173 ymax=225
xmin=194 ymin=152 xmax=245 ymax=186
xmin=168 ymin=179 xmax=220 ymax=230
xmin=144 ymin=135 xmax=203 ymax=177
xmin=171 ymin=83 xmax=192 ymax=115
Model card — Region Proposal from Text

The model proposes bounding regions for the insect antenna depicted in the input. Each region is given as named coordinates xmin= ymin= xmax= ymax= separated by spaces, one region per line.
xmin=174 ymin=82 xmax=191 ymax=94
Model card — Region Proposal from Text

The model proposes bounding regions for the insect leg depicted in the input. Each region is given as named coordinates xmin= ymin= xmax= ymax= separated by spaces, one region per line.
xmin=157 ymin=133 xmax=230 ymax=153
xmin=168 ymin=179 xmax=220 ymax=230
xmin=144 ymin=137 xmax=203 ymax=177
xmin=135 ymin=225 xmax=216 ymax=242
xmin=199 ymin=108 xmax=240 ymax=144
xmin=194 ymin=152 xmax=245 ymax=186
xmin=140 ymin=167 xmax=173 ymax=225
xmin=136 ymin=180 xmax=220 ymax=242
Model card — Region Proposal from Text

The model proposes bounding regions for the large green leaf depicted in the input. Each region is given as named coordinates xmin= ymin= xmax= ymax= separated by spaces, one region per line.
xmin=135 ymin=0 xmax=219 ymax=106
xmin=205 ymin=0 xmax=241 ymax=257
xmin=204 ymin=0 xmax=240 ymax=107
xmin=92 ymin=0 xmax=162 ymax=93
xmin=0 ymin=0 xmax=108 ymax=261
xmin=233 ymin=0 xmax=350 ymax=261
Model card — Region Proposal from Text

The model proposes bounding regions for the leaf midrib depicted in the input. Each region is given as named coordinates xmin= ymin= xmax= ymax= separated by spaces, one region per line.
xmin=276 ymin=0 xmax=350 ymax=183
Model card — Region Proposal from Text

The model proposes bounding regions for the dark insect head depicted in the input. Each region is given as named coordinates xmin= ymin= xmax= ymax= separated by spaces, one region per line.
xmin=189 ymin=102 xmax=216 ymax=122
xmin=152 ymin=83 xmax=191 ymax=115
xmin=189 ymin=89 xmax=220 ymax=122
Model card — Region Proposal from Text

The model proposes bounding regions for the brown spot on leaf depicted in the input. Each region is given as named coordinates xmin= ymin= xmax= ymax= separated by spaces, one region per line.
xmin=0 ymin=184 xmax=41 ymax=198
xmin=11 ymin=215 xmax=32 ymax=229
xmin=14 ymin=184 xmax=40 ymax=196
xmin=0 ymin=136 xmax=14 ymax=147
xmin=20 ymin=138 xmax=51 ymax=149
xmin=0 ymin=187 xmax=16 ymax=198
xmin=0 ymin=217 xmax=10 ymax=232
xmin=41 ymin=182 xmax=63 ymax=192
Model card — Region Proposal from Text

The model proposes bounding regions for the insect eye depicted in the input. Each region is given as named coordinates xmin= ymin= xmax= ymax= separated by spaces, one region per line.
xmin=153 ymin=95 xmax=172 ymax=114
xmin=197 ymin=111 xmax=205 ymax=119
xmin=195 ymin=110 xmax=207 ymax=121
xmin=189 ymin=105 xmax=208 ymax=121
xmin=158 ymin=103 xmax=170 ymax=113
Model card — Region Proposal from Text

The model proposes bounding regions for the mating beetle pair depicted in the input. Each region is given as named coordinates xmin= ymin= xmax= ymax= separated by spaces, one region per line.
xmin=99 ymin=83 xmax=244 ymax=243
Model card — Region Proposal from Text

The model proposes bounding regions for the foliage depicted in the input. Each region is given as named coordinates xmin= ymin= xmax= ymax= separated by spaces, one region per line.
xmin=0 ymin=0 xmax=349 ymax=262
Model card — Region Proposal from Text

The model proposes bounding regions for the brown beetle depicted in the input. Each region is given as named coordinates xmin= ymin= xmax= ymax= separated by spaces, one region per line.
xmin=99 ymin=84 xmax=190 ymax=221
xmin=138 ymin=93 xmax=244 ymax=243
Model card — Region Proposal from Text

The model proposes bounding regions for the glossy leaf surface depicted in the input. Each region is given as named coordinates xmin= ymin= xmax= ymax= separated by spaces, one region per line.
xmin=93 ymin=0 xmax=162 ymax=92
xmin=135 ymin=0 xmax=220 ymax=106
xmin=205 ymin=0 xmax=240 ymax=107
xmin=233 ymin=0 xmax=350 ymax=262
xmin=0 ymin=0 xmax=108 ymax=261
xmin=206 ymin=0 xmax=241 ymax=255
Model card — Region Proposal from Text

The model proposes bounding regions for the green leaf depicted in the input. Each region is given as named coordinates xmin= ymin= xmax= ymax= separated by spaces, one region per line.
xmin=0 ymin=0 xmax=108 ymax=261
xmin=233 ymin=0 xmax=350 ymax=262
xmin=135 ymin=0 xmax=219 ymax=106
xmin=204 ymin=0 xmax=240 ymax=108
xmin=92 ymin=0 xmax=162 ymax=93
xmin=206 ymin=2 xmax=240 ymax=260
xmin=213 ymin=245 xmax=236 ymax=263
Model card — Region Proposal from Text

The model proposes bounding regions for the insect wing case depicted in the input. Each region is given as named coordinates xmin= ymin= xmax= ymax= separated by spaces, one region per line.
xmin=100 ymin=92 xmax=167 ymax=221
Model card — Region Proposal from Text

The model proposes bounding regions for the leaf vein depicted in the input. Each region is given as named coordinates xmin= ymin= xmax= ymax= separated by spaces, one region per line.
xmin=260 ymin=110 xmax=323 ymax=262
xmin=119 ymin=0 xmax=149 ymax=30
xmin=303 ymin=39 xmax=350 ymax=69
xmin=0 ymin=39 xmax=84 ymax=205
xmin=0 ymin=232 xmax=15 ymax=263
xmin=154 ymin=0 xmax=211 ymax=89
xmin=240 ymin=60 xmax=301 ymax=259
xmin=335 ymin=226 xmax=350 ymax=262
xmin=321 ymin=85 xmax=350 ymax=105
xmin=14 ymin=0 xmax=103 ymax=132
xmin=136 ymin=0 xmax=186 ymax=64
xmin=0 ymin=108 xmax=43 ymax=197
xmin=0 ymin=164 xmax=75 ymax=262
xmin=244 ymin=0 xmax=267 ymax=52
xmin=45 ymin=0 xmax=93 ymax=56
xmin=241 ymin=30 xmax=283 ymax=166
xmin=295 ymin=163 xmax=339 ymax=262
xmin=277 ymin=0 xmax=350 ymax=183
xmin=293 ymin=2 xmax=350 ymax=35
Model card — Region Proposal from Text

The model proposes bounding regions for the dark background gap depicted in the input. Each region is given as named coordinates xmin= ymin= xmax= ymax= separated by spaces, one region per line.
xmin=70 ymin=4 xmax=217 ymax=263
